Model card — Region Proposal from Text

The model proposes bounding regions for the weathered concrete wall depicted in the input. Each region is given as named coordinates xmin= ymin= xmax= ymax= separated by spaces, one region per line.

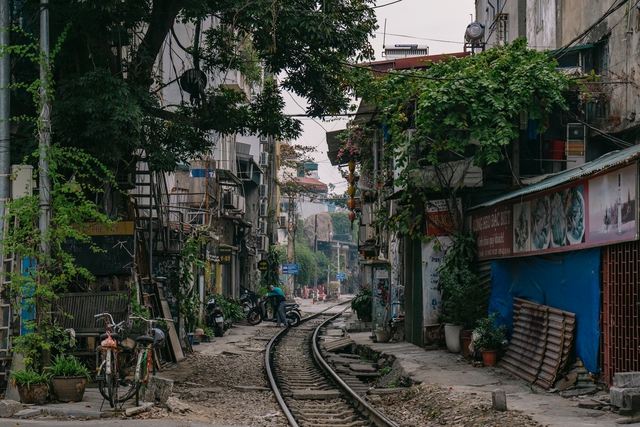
xmin=476 ymin=0 xmax=524 ymax=47
xmin=526 ymin=0 xmax=558 ymax=50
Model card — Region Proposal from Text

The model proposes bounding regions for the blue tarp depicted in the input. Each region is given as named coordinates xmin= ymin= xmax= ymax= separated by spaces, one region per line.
xmin=489 ymin=248 xmax=601 ymax=373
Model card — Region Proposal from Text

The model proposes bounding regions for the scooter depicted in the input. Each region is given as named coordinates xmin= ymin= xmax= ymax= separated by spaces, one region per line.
xmin=247 ymin=296 xmax=301 ymax=327
xmin=205 ymin=297 xmax=225 ymax=337
xmin=240 ymin=288 xmax=258 ymax=315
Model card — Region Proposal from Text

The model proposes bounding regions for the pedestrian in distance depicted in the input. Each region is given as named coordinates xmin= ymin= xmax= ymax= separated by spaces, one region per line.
xmin=268 ymin=284 xmax=287 ymax=327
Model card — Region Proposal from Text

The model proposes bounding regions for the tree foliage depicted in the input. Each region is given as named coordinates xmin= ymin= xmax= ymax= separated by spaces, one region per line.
xmin=350 ymin=38 xmax=569 ymax=240
xmin=10 ymin=0 xmax=377 ymax=171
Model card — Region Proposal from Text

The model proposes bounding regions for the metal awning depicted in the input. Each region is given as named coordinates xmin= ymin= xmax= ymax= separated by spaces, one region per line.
xmin=549 ymin=43 xmax=594 ymax=56
xmin=327 ymin=129 xmax=344 ymax=166
xmin=326 ymin=102 xmax=379 ymax=166
xmin=469 ymin=144 xmax=640 ymax=211
xmin=216 ymin=169 xmax=243 ymax=186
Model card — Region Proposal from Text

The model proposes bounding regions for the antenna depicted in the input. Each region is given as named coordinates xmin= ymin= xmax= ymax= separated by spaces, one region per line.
xmin=382 ymin=19 xmax=387 ymax=53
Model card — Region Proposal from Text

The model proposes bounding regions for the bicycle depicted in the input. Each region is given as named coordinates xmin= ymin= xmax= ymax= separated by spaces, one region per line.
xmin=128 ymin=315 xmax=172 ymax=405
xmin=94 ymin=312 xmax=138 ymax=408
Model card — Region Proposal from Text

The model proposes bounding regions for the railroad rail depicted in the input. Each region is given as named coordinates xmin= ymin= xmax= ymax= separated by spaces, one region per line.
xmin=266 ymin=305 xmax=398 ymax=427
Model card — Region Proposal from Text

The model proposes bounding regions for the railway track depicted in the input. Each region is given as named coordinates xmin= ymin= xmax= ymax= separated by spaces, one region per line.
xmin=266 ymin=306 xmax=398 ymax=427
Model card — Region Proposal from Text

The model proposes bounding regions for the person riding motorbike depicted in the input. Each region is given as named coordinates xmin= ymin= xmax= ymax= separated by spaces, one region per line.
xmin=267 ymin=284 xmax=287 ymax=327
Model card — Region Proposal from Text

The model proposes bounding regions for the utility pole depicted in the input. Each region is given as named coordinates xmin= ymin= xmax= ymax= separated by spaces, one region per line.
xmin=0 ymin=0 xmax=10 ymax=255
xmin=39 ymin=0 xmax=51 ymax=258
xmin=286 ymin=194 xmax=295 ymax=298
xmin=313 ymin=214 xmax=317 ymax=300
xmin=38 ymin=0 xmax=51 ymax=367
xmin=336 ymin=241 xmax=340 ymax=295
xmin=326 ymin=225 xmax=330 ymax=291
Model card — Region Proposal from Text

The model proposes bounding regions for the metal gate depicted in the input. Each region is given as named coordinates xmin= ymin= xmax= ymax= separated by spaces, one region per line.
xmin=601 ymin=240 xmax=640 ymax=386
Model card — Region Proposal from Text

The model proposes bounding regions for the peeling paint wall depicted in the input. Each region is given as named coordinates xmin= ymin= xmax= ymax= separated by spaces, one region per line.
xmin=526 ymin=0 xmax=558 ymax=49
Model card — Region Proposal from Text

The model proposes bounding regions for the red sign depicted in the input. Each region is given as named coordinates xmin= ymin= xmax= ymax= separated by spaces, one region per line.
xmin=426 ymin=199 xmax=461 ymax=236
xmin=471 ymin=204 xmax=513 ymax=259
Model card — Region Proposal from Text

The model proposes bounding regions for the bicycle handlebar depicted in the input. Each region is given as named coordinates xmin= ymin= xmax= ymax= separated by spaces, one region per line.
xmin=94 ymin=312 xmax=125 ymax=331
xmin=129 ymin=315 xmax=174 ymax=324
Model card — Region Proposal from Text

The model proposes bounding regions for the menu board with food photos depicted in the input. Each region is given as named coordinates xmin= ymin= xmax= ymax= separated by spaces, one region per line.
xmin=471 ymin=163 xmax=637 ymax=260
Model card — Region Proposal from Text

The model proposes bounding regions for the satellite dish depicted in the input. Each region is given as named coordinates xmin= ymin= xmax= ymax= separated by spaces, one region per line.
xmin=465 ymin=22 xmax=485 ymax=42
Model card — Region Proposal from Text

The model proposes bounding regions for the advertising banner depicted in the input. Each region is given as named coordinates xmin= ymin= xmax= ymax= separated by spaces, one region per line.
xmin=471 ymin=204 xmax=512 ymax=259
xmin=473 ymin=163 xmax=638 ymax=260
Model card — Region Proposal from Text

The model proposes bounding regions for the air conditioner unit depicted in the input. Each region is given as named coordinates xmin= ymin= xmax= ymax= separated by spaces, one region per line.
xmin=223 ymin=191 xmax=238 ymax=209
xmin=259 ymin=184 xmax=267 ymax=198
xmin=278 ymin=215 xmax=287 ymax=229
xmin=234 ymin=195 xmax=245 ymax=212
xmin=186 ymin=211 xmax=206 ymax=225
xmin=258 ymin=219 xmax=267 ymax=235
xmin=260 ymin=235 xmax=269 ymax=252
xmin=358 ymin=224 xmax=376 ymax=246
xmin=259 ymin=152 xmax=269 ymax=166
xmin=259 ymin=201 xmax=268 ymax=217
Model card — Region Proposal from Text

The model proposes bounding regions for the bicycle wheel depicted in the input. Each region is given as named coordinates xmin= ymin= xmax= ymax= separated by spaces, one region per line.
xmin=117 ymin=348 xmax=142 ymax=404
xmin=133 ymin=347 xmax=151 ymax=406
xmin=97 ymin=349 xmax=114 ymax=407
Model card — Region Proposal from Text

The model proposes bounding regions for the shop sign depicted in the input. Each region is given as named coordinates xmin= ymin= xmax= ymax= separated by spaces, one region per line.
xmin=426 ymin=199 xmax=462 ymax=236
xmin=472 ymin=163 xmax=638 ymax=260
xmin=219 ymin=247 xmax=232 ymax=264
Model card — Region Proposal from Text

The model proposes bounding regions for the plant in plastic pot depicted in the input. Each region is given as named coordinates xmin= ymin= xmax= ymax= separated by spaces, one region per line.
xmin=351 ymin=287 xmax=373 ymax=321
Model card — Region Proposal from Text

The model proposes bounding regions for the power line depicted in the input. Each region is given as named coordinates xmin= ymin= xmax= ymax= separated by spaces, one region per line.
xmin=375 ymin=31 xmax=463 ymax=45
xmin=373 ymin=0 xmax=405 ymax=9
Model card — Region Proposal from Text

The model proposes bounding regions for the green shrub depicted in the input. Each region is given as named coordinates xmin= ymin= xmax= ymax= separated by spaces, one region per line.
xmin=10 ymin=369 xmax=50 ymax=389
xmin=210 ymin=294 xmax=245 ymax=322
xmin=351 ymin=287 xmax=372 ymax=319
xmin=473 ymin=313 xmax=508 ymax=351
xmin=47 ymin=354 xmax=91 ymax=380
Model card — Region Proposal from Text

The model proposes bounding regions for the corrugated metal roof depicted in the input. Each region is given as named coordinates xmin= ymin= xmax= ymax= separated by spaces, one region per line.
xmin=470 ymin=144 xmax=640 ymax=210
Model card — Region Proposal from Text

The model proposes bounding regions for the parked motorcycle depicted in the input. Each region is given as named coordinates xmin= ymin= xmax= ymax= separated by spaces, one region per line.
xmin=240 ymin=288 xmax=258 ymax=315
xmin=247 ymin=296 xmax=301 ymax=327
xmin=205 ymin=297 xmax=226 ymax=337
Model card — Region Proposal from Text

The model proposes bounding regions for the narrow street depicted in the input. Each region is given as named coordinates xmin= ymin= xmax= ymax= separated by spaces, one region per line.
xmin=2 ymin=298 xmax=612 ymax=427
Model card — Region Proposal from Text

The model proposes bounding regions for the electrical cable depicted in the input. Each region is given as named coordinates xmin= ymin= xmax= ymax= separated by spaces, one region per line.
xmin=559 ymin=113 xmax=633 ymax=148
xmin=374 ymin=31 xmax=463 ymax=45
xmin=552 ymin=0 xmax=630 ymax=60
xmin=373 ymin=0 xmax=405 ymax=9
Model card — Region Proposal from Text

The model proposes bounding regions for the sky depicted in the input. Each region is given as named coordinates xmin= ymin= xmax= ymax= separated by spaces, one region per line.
xmin=283 ymin=0 xmax=476 ymax=194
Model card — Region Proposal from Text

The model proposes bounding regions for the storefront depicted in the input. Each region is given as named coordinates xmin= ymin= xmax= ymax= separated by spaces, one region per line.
xmin=468 ymin=146 xmax=640 ymax=383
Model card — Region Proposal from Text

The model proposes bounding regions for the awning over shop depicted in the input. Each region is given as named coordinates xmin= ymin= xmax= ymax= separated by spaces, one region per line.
xmin=469 ymin=144 xmax=640 ymax=260
xmin=470 ymin=144 xmax=640 ymax=211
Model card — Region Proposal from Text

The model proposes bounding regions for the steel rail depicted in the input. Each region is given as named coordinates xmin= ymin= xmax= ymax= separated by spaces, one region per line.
xmin=266 ymin=301 xmax=397 ymax=427
xmin=265 ymin=325 xmax=297 ymax=426
xmin=311 ymin=308 xmax=399 ymax=427
xmin=265 ymin=302 xmax=349 ymax=427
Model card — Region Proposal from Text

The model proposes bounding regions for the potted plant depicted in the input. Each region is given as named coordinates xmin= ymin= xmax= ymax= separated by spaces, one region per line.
xmin=10 ymin=369 xmax=50 ymax=404
xmin=47 ymin=354 xmax=91 ymax=402
xmin=351 ymin=287 xmax=373 ymax=322
xmin=473 ymin=313 xmax=508 ymax=366
xmin=437 ymin=233 xmax=487 ymax=353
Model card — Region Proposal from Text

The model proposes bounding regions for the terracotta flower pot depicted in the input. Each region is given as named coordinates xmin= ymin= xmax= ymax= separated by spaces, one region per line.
xmin=461 ymin=336 xmax=472 ymax=358
xmin=52 ymin=376 xmax=87 ymax=402
xmin=481 ymin=349 xmax=499 ymax=366
xmin=17 ymin=383 xmax=48 ymax=404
